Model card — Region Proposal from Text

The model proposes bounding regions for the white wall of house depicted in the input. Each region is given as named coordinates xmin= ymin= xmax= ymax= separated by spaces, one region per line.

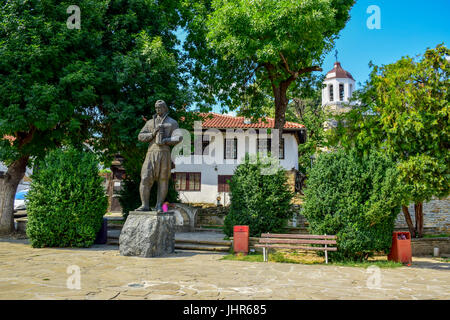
xmin=173 ymin=131 xmax=300 ymax=205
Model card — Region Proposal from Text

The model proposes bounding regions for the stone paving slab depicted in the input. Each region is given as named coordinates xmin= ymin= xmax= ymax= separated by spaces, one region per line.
xmin=0 ymin=239 xmax=449 ymax=300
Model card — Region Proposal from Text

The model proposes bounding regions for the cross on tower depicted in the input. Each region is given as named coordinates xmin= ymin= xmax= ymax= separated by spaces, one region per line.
xmin=334 ymin=50 xmax=339 ymax=62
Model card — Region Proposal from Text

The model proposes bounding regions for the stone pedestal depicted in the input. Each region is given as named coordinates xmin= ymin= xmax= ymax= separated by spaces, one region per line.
xmin=119 ymin=211 xmax=175 ymax=257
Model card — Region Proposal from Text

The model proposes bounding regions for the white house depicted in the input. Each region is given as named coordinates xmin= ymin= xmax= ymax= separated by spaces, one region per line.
xmin=172 ymin=113 xmax=306 ymax=205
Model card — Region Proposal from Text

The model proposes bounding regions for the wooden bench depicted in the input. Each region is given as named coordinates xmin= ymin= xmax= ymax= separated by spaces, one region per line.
xmin=254 ymin=233 xmax=338 ymax=264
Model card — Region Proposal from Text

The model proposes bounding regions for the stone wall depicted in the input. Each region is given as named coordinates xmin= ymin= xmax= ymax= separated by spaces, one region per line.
xmin=195 ymin=203 xmax=306 ymax=228
xmin=411 ymin=238 xmax=450 ymax=256
xmin=193 ymin=203 xmax=229 ymax=226
xmin=394 ymin=196 xmax=450 ymax=235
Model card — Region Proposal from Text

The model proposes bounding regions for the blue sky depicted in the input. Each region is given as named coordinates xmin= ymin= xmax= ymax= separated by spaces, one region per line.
xmin=322 ymin=0 xmax=450 ymax=88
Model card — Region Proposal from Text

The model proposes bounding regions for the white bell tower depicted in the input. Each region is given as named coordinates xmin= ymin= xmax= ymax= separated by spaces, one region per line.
xmin=322 ymin=60 xmax=355 ymax=129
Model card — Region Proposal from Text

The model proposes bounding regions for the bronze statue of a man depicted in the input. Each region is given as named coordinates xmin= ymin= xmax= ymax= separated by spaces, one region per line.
xmin=135 ymin=100 xmax=182 ymax=212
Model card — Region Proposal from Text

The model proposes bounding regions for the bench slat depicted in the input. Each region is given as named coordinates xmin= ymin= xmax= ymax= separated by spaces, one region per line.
xmin=258 ymin=238 xmax=336 ymax=245
xmin=261 ymin=233 xmax=337 ymax=240
xmin=254 ymin=244 xmax=338 ymax=252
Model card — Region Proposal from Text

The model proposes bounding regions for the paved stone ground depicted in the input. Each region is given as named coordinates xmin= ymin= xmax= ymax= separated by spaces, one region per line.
xmin=0 ymin=239 xmax=449 ymax=300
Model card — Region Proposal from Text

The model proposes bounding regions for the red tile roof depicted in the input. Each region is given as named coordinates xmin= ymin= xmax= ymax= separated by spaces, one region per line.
xmin=3 ymin=135 xmax=16 ymax=142
xmin=198 ymin=113 xmax=305 ymax=129
xmin=326 ymin=62 xmax=354 ymax=80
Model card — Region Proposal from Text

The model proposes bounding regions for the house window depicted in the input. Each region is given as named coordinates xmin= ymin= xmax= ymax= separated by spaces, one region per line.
xmin=224 ymin=138 xmax=238 ymax=159
xmin=218 ymin=175 xmax=233 ymax=192
xmin=339 ymin=84 xmax=344 ymax=101
xmin=201 ymin=135 xmax=211 ymax=155
xmin=329 ymin=84 xmax=334 ymax=102
xmin=173 ymin=172 xmax=201 ymax=191
xmin=257 ymin=138 xmax=284 ymax=159
xmin=192 ymin=135 xmax=211 ymax=155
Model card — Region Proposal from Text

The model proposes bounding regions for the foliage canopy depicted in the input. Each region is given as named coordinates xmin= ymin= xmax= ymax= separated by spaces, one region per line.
xmin=181 ymin=0 xmax=354 ymax=129
xmin=303 ymin=149 xmax=404 ymax=261
xmin=330 ymin=44 xmax=449 ymax=237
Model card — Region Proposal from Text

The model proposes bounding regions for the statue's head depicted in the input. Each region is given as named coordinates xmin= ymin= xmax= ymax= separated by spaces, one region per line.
xmin=155 ymin=100 xmax=168 ymax=117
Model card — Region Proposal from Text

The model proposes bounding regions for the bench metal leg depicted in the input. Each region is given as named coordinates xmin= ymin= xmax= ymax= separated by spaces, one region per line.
xmin=263 ymin=247 xmax=267 ymax=262
xmin=325 ymin=249 xmax=328 ymax=264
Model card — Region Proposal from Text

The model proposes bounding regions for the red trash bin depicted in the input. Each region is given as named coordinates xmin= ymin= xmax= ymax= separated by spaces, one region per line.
xmin=233 ymin=225 xmax=249 ymax=255
xmin=388 ymin=231 xmax=412 ymax=264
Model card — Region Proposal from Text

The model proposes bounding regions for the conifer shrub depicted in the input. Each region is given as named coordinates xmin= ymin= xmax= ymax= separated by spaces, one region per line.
xmin=26 ymin=148 xmax=108 ymax=247
xmin=303 ymin=149 xmax=404 ymax=261
xmin=224 ymin=155 xmax=294 ymax=237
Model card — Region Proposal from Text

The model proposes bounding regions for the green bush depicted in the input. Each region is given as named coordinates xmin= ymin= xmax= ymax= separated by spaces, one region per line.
xmin=26 ymin=148 xmax=108 ymax=248
xmin=303 ymin=149 xmax=403 ymax=261
xmin=224 ymin=154 xmax=294 ymax=237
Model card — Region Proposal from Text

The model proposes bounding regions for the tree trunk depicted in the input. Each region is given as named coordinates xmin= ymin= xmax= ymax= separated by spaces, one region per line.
xmin=402 ymin=205 xmax=416 ymax=238
xmin=273 ymin=84 xmax=289 ymax=133
xmin=414 ymin=202 xmax=424 ymax=238
xmin=0 ymin=156 xmax=29 ymax=235
xmin=271 ymin=84 xmax=290 ymax=157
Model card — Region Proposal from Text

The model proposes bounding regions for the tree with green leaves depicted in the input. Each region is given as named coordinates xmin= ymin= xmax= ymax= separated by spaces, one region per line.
xmin=0 ymin=0 xmax=109 ymax=234
xmin=0 ymin=0 xmax=189 ymax=234
xmin=87 ymin=0 xmax=193 ymax=218
xmin=254 ymin=73 xmax=327 ymax=183
xmin=331 ymin=44 xmax=449 ymax=238
xmin=181 ymin=0 xmax=354 ymax=131
xmin=90 ymin=0 xmax=193 ymax=165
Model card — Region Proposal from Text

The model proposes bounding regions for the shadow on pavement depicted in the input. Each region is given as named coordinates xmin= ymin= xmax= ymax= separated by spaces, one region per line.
xmin=407 ymin=258 xmax=450 ymax=271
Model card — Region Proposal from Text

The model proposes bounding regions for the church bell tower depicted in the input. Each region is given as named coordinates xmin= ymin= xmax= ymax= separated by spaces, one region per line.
xmin=322 ymin=59 xmax=356 ymax=129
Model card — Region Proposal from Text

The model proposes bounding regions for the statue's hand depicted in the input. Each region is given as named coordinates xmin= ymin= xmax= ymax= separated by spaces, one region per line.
xmin=153 ymin=125 xmax=161 ymax=134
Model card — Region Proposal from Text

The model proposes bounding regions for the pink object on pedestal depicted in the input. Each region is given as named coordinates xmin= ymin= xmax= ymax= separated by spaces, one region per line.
xmin=162 ymin=203 xmax=169 ymax=213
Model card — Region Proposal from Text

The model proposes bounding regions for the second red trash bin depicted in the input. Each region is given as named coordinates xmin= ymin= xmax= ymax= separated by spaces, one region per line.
xmin=233 ymin=225 xmax=249 ymax=255
xmin=388 ymin=231 xmax=412 ymax=264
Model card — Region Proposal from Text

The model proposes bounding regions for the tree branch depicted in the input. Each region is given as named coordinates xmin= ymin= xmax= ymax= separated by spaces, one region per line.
xmin=243 ymin=63 xmax=264 ymax=86
xmin=279 ymin=52 xmax=295 ymax=75
xmin=279 ymin=52 xmax=323 ymax=79
xmin=16 ymin=126 xmax=36 ymax=149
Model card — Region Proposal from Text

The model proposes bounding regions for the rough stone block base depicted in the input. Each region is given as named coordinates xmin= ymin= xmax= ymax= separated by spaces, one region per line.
xmin=119 ymin=211 xmax=175 ymax=257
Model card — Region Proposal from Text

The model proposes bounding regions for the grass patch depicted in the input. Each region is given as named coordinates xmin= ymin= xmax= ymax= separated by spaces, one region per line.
xmin=221 ymin=251 xmax=403 ymax=268
xmin=436 ymin=257 xmax=450 ymax=263
xmin=423 ymin=234 xmax=449 ymax=238
xmin=222 ymin=252 xmax=264 ymax=263
xmin=330 ymin=260 xmax=403 ymax=268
